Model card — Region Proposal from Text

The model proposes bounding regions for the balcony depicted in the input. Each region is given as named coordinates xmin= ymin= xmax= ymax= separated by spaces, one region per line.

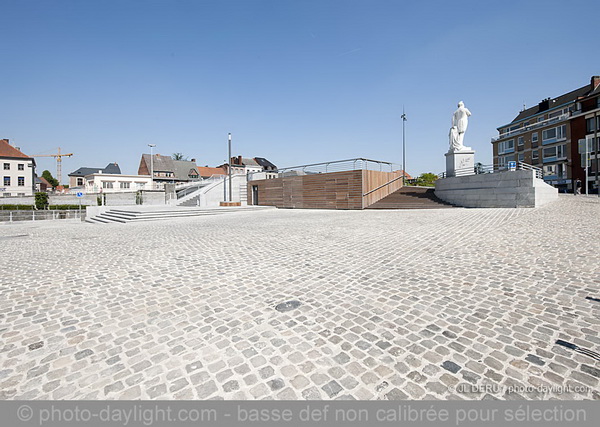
xmin=491 ymin=113 xmax=570 ymax=143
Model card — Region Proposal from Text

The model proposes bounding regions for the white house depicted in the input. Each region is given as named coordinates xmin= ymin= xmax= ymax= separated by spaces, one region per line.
xmin=0 ymin=139 xmax=36 ymax=197
xmin=84 ymin=173 xmax=152 ymax=193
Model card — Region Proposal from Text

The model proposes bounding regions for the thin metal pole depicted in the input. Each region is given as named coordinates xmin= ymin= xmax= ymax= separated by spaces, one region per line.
xmin=585 ymin=139 xmax=589 ymax=196
xmin=401 ymin=109 xmax=407 ymax=185
xmin=595 ymin=112 xmax=599 ymax=197
xmin=228 ymin=133 xmax=232 ymax=202
xmin=148 ymin=144 xmax=156 ymax=190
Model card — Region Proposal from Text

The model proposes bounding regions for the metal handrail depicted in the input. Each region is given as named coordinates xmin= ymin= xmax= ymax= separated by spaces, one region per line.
xmin=278 ymin=158 xmax=398 ymax=175
xmin=363 ymin=174 xmax=404 ymax=196
xmin=492 ymin=113 xmax=570 ymax=142
xmin=438 ymin=161 xmax=543 ymax=179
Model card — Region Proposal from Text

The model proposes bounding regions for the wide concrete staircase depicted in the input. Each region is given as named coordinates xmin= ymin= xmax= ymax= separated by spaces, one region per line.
xmin=86 ymin=206 xmax=274 ymax=224
xmin=366 ymin=187 xmax=456 ymax=209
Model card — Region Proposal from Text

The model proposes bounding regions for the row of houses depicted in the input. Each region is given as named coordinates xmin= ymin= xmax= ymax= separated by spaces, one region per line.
xmin=0 ymin=140 xmax=278 ymax=197
xmin=492 ymin=75 xmax=600 ymax=193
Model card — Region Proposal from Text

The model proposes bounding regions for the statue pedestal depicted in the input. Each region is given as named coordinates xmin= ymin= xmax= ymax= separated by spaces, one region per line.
xmin=445 ymin=149 xmax=475 ymax=178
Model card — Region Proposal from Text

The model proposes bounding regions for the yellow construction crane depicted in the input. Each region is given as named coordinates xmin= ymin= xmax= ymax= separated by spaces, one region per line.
xmin=33 ymin=147 xmax=74 ymax=185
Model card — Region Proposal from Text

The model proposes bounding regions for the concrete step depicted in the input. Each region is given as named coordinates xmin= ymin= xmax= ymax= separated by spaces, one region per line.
xmin=87 ymin=206 xmax=274 ymax=224
xmin=366 ymin=187 xmax=456 ymax=209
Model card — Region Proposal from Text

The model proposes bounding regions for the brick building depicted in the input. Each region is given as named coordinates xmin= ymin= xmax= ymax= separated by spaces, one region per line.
xmin=492 ymin=75 xmax=600 ymax=193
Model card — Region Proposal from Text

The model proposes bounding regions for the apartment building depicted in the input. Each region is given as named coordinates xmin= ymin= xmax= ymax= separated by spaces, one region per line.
xmin=0 ymin=139 xmax=36 ymax=197
xmin=492 ymin=75 xmax=600 ymax=192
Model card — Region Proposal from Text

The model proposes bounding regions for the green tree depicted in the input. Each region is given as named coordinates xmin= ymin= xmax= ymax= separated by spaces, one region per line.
xmin=41 ymin=170 xmax=59 ymax=188
xmin=414 ymin=172 xmax=438 ymax=187
xmin=172 ymin=153 xmax=188 ymax=161
xmin=34 ymin=192 xmax=49 ymax=210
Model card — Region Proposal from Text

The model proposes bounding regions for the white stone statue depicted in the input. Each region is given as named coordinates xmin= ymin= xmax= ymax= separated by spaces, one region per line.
xmin=449 ymin=126 xmax=461 ymax=151
xmin=449 ymin=101 xmax=472 ymax=151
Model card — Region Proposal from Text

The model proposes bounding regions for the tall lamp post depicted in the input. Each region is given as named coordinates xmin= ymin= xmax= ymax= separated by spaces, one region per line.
xmin=401 ymin=109 xmax=407 ymax=185
xmin=148 ymin=144 xmax=156 ymax=190
xmin=228 ymin=133 xmax=232 ymax=202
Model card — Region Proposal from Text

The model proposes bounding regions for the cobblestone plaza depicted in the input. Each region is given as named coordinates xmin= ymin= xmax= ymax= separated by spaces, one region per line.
xmin=1 ymin=196 xmax=599 ymax=400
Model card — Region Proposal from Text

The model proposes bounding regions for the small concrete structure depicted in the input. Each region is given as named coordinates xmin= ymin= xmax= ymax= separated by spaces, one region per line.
xmin=445 ymin=149 xmax=475 ymax=178
xmin=435 ymin=169 xmax=558 ymax=208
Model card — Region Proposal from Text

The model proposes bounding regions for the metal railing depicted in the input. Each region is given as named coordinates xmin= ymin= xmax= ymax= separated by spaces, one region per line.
xmin=0 ymin=209 xmax=83 ymax=223
xmin=176 ymin=175 xmax=225 ymax=199
xmin=363 ymin=174 xmax=404 ymax=196
xmin=438 ymin=162 xmax=543 ymax=179
xmin=492 ymin=113 xmax=570 ymax=142
xmin=277 ymin=158 xmax=400 ymax=176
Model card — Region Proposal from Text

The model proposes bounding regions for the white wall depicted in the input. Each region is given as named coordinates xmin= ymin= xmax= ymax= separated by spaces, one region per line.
xmin=1 ymin=158 xmax=35 ymax=196
xmin=85 ymin=174 xmax=152 ymax=193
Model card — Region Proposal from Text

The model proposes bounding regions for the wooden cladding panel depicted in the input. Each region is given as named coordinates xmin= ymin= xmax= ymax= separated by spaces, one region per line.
xmin=248 ymin=169 xmax=401 ymax=210
xmin=362 ymin=170 xmax=403 ymax=208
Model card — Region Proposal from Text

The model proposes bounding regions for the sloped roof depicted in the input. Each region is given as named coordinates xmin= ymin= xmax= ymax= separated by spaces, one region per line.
xmin=142 ymin=154 xmax=174 ymax=172
xmin=103 ymin=163 xmax=121 ymax=174
xmin=197 ymin=166 xmax=227 ymax=177
xmin=0 ymin=139 xmax=31 ymax=159
xmin=254 ymin=157 xmax=277 ymax=170
xmin=241 ymin=157 xmax=260 ymax=167
xmin=69 ymin=163 xmax=121 ymax=177
xmin=173 ymin=159 xmax=199 ymax=180
xmin=510 ymin=84 xmax=590 ymax=124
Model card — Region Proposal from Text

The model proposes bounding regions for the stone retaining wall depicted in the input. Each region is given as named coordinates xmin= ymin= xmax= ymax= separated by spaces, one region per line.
xmin=434 ymin=170 xmax=558 ymax=208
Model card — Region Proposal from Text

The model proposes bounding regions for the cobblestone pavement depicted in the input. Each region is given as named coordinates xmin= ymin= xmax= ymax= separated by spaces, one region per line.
xmin=1 ymin=195 xmax=599 ymax=400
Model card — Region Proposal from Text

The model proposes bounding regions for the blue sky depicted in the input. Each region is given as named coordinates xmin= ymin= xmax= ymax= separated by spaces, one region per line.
xmin=1 ymin=0 xmax=599 ymax=181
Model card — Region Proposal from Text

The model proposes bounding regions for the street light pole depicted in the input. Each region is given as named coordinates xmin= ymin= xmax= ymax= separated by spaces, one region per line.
xmin=401 ymin=109 xmax=407 ymax=185
xmin=228 ymin=133 xmax=232 ymax=202
xmin=148 ymin=144 xmax=156 ymax=190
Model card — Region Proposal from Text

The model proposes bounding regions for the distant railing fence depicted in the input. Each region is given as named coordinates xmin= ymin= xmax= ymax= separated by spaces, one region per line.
xmin=438 ymin=162 xmax=543 ymax=179
xmin=0 ymin=210 xmax=83 ymax=223
xmin=276 ymin=158 xmax=401 ymax=176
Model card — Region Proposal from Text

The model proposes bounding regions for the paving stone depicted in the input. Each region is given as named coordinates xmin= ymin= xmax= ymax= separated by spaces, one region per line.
xmin=442 ymin=361 xmax=461 ymax=374
xmin=196 ymin=381 xmax=218 ymax=399
xmin=301 ymin=386 xmax=322 ymax=400
xmin=321 ymin=380 xmax=343 ymax=398
xmin=525 ymin=354 xmax=545 ymax=366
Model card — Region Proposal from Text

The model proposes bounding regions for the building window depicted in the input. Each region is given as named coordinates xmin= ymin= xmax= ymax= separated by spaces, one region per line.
xmin=77 ymin=178 xmax=84 ymax=186
xmin=542 ymin=144 xmax=566 ymax=161
xmin=102 ymin=181 xmax=113 ymax=189
xmin=18 ymin=193 xmax=25 ymax=196
xmin=3 ymin=163 xmax=9 ymax=170
xmin=518 ymin=153 xmax=524 ymax=162
xmin=532 ymin=150 xmax=539 ymax=160
xmin=548 ymin=108 xmax=567 ymax=119
xmin=498 ymin=139 xmax=515 ymax=154
xmin=532 ymin=132 xmax=538 ymax=147
xmin=17 ymin=177 xmax=25 ymax=186
xmin=3 ymin=176 xmax=10 ymax=186
xmin=542 ymin=125 xmax=567 ymax=144
xmin=518 ymin=136 xmax=524 ymax=146
xmin=18 ymin=164 xmax=24 ymax=171
xmin=586 ymin=117 xmax=600 ymax=133
xmin=3 ymin=193 xmax=11 ymax=197
xmin=136 ymin=182 xmax=146 ymax=189
xmin=544 ymin=164 xmax=556 ymax=176
xmin=120 ymin=182 xmax=130 ymax=189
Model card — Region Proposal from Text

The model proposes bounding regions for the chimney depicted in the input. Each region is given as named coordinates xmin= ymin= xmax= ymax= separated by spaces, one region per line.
xmin=538 ymin=98 xmax=550 ymax=112
xmin=592 ymin=75 xmax=600 ymax=90
xmin=238 ymin=155 xmax=242 ymax=165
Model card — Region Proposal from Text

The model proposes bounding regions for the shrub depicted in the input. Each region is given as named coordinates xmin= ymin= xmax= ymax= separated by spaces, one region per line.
xmin=48 ymin=205 xmax=82 ymax=210
xmin=0 ymin=204 xmax=35 ymax=210
xmin=34 ymin=192 xmax=49 ymax=210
